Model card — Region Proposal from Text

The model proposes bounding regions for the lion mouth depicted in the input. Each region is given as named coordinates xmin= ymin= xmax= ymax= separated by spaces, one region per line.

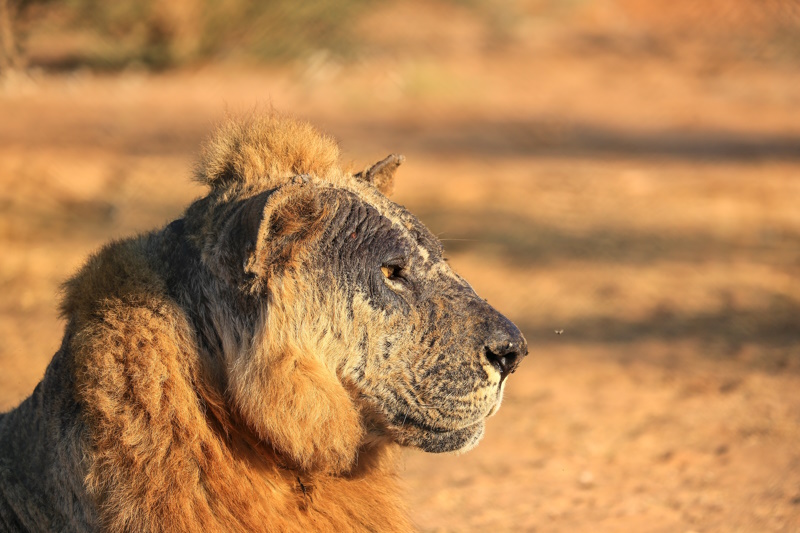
xmin=390 ymin=412 xmax=472 ymax=434
xmin=361 ymin=388 xmax=495 ymax=454
xmin=387 ymin=411 xmax=486 ymax=453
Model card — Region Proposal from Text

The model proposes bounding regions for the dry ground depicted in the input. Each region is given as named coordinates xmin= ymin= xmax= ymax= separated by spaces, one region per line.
xmin=2 ymin=4 xmax=800 ymax=530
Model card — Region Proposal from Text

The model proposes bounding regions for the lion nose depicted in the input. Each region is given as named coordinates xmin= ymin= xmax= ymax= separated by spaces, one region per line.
xmin=484 ymin=324 xmax=528 ymax=380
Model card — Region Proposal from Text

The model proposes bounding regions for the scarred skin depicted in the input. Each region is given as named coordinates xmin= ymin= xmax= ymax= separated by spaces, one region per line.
xmin=0 ymin=114 xmax=527 ymax=532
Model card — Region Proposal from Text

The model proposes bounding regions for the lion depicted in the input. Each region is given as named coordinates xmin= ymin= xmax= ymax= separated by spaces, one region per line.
xmin=0 ymin=113 xmax=527 ymax=532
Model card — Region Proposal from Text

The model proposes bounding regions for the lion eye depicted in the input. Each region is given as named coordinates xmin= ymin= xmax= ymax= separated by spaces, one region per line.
xmin=381 ymin=264 xmax=403 ymax=281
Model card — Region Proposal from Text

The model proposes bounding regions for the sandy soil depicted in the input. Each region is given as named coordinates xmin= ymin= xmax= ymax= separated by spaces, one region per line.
xmin=2 ymin=4 xmax=800 ymax=530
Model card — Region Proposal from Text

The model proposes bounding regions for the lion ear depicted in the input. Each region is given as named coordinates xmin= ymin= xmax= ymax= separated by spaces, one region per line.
xmin=220 ymin=180 xmax=327 ymax=288
xmin=354 ymin=154 xmax=405 ymax=196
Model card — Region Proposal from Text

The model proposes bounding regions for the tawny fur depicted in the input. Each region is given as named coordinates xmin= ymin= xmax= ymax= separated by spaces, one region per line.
xmin=0 ymin=113 xmax=526 ymax=532
xmin=195 ymin=113 xmax=341 ymax=189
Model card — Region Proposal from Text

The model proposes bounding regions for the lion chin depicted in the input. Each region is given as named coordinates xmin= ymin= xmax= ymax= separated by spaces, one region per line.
xmin=391 ymin=417 xmax=487 ymax=454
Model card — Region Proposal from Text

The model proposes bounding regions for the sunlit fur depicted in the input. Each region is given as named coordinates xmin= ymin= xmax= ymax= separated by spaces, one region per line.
xmin=0 ymin=113 xmax=526 ymax=532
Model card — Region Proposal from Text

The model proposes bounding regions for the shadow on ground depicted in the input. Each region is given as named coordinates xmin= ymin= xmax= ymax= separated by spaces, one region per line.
xmin=342 ymin=118 xmax=800 ymax=162
xmin=414 ymin=207 xmax=800 ymax=268
xmin=5 ymin=115 xmax=800 ymax=162
xmin=413 ymin=205 xmax=800 ymax=362
xmin=519 ymin=298 xmax=800 ymax=349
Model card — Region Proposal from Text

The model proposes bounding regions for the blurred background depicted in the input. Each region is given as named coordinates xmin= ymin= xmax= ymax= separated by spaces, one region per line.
xmin=1 ymin=1 xmax=799 ymax=531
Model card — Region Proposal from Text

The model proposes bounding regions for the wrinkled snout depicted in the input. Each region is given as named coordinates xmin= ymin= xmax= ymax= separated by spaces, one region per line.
xmin=482 ymin=312 xmax=527 ymax=380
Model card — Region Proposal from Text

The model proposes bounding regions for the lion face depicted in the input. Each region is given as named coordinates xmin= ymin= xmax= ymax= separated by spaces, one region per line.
xmin=295 ymin=184 xmax=528 ymax=454
xmin=202 ymin=169 xmax=526 ymax=469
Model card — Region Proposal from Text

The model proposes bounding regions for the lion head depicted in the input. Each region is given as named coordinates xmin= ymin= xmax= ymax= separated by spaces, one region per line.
xmin=187 ymin=114 xmax=527 ymax=473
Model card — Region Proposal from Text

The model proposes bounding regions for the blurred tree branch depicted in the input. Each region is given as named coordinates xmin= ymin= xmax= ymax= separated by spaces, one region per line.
xmin=0 ymin=0 xmax=23 ymax=75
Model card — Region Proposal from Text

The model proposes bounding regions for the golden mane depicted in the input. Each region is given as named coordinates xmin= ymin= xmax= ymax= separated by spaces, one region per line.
xmin=194 ymin=113 xmax=342 ymax=190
